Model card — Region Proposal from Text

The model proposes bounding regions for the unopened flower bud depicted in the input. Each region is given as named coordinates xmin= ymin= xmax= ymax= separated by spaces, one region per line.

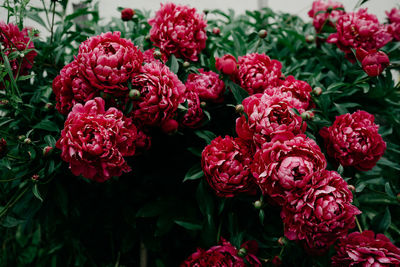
xmin=278 ymin=237 xmax=287 ymax=246
xmin=312 ymin=86 xmax=322 ymax=96
xmin=18 ymin=135 xmax=26 ymax=141
xmin=129 ymin=89 xmax=141 ymax=100
xmin=272 ymin=255 xmax=282 ymax=266
xmin=200 ymin=101 xmax=206 ymax=108
xmin=161 ymin=119 xmax=179 ymax=134
xmin=306 ymin=35 xmax=315 ymax=43
xmin=43 ymin=146 xmax=53 ymax=157
xmin=348 ymin=184 xmax=355 ymax=191
xmin=31 ymin=174 xmax=39 ymax=181
xmin=153 ymin=50 xmax=162 ymax=59
xmin=237 ymin=247 xmax=247 ymax=257
xmin=253 ymin=200 xmax=262 ymax=209
xmin=24 ymin=138 xmax=31 ymax=144
xmin=44 ymin=102 xmax=54 ymax=110
xmin=19 ymin=52 xmax=25 ymax=58
xmin=0 ymin=45 xmax=5 ymax=50
xmin=301 ymin=111 xmax=314 ymax=121
xmin=258 ymin=29 xmax=268 ymax=39
xmin=212 ymin=27 xmax=220 ymax=35
xmin=235 ymin=104 xmax=244 ymax=114
xmin=183 ymin=61 xmax=190 ymax=68
xmin=203 ymin=9 xmax=209 ymax=15
xmin=121 ymin=8 xmax=135 ymax=21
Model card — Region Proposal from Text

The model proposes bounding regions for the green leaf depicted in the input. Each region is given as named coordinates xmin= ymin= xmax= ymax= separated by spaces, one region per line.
xmin=32 ymin=185 xmax=43 ymax=202
xmin=33 ymin=120 xmax=59 ymax=132
xmin=183 ymin=163 xmax=204 ymax=182
xmin=168 ymin=54 xmax=179 ymax=74
xmin=378 ymin=157 xmax=400 ymax=171
xmin=174 ymin=220 xmax=202 ymax=231
xmin=226 ymin=80 xmax=249 ymax=105
xmin=194 ymin=130 xmax=217 ymax=144
xmin=371 ymin=207 xmax=391 ymax=233
xmin=44 ymin=135 xmax=56 ymax=147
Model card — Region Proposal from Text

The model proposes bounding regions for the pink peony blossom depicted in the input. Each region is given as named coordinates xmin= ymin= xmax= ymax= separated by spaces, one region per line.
xmin=52 ymin=60 xmax=97 ymax=115
xmin=77 ymin=31 xmax=143 ymax=95
xmin=320 ymin=110 xmax=386 ymax=171
xmin=251 ymin=133 xmax=326 ymax=205
xmin=386 ymin=8 xmax=400 ymax=41
xmin=0 ymin=21 xmax=37 ymax=85
xmin=148 ymin=3 xmax=207 ymax=61
xmin=327 ymin=9 xmax=392 ymax=62
xmin=215 ymin=54 xmax=238 ymax=76
xmin=356 ymin=48 xmax=390 ymax=77
xmin=308 ymin=0 xmax=345 ymax=33
xmin=281 ymin=170 xmax=361 ymax=254
xmin=56 ymin=97 xmax=137 ymax=182
xmin=180 ymin=90 xmax=204 ymax=128
xmin=332 ymin=230 xmax=400 ymax=266
xmin=181 ymin=239 xmax=261 ymax=267
xmin=130 ymin=62 xmax=186 ymax=126
xmin=185 ymin=69 xmax=225 ymax=103
xmin=237 ymin=53 xmax=282 ymax=94
xmin=202 ymin=136 xmax=257 ymax=198
xmin=236 ymin=92 xmax=306 ymax=146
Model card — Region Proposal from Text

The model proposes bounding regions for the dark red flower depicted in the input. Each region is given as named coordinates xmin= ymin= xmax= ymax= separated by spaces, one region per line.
xmin=237 ymin=53 xmax=282 ymax=94
xmin=52 ymin=60 xmax=97 ymax=115
xmin=251 ymin=133 xmax=326 ymax=205
xmin=181 ymin=239 xmax=261 ymax=267
xmin=356 ymin=48 xmax=390 ymax=77
xmin=161 ymin=118 xmax=179 ymax=134
xmin=281 ymin=170 xmax=361 ymax=254
xmin=320 ymin=110 xmax=386 ymax=171
xmin=327 ymin=9 xmax=392 ymax=62
xmin=56 ymin=98 xmax=137 ymax=182
xmin=215 ymin=54 xmax=238 ymax=76
xmin=185 ymin=69 xmax=225 ymax=103
xmin=308 ymin=0 xmax=345 ymax=33
xmin=77 ymin=31 xmax=143 ymax=96
xmin=202 ymin=136 xmax=257 ymax=198
xmin=121 ymin=8 xmax=134 ymax=21
xmin=130 ymin=62 xmax=186 ymax=126
xmin=180 ymin=90 xmax=204 ymax=128
xmin=0 ymin=138 xmax=7 ymax=158
xmin=332 ymin=230 xmax=400 ymax=266
xmin=148 ymin=3 xmax=207 ymax=61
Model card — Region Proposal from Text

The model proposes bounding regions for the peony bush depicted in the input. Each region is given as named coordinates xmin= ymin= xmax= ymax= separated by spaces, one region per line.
xmin=0 ymin=0 xmax=399 ymax=266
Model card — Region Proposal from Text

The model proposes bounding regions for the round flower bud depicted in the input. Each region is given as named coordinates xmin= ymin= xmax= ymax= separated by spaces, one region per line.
xmin=348 ymin=184 xmax=355 ymax=191
xmin=24 ymin=138 xmax=31 ymax=144
xmin=183 ymin=61 xmax=190 ymax=68
xmin=18 ymin=135 xmax=26 ymax=141
xmin=43 ymin=146 xmax=53 ymax=157
xmin=253 ymin=200 xmax=262 ymax=209
xmin=305 ymin=35 xmax=315 ymax=43
xmin=153 ymin=50 xmax=162 ymax=59
xmin=235 ymin=104 xmax=244 ymax=114
xmin=258 ymin=29 xmax=268 ymax=38
xmin=44 ymin=102 xmax=54 ymax=110
xmin=237 ymin=248 xmax=247 ymax=257
xmin=161 ymin=119 xmax=179 ymax=134
xmin=129 ymin=89 xmax=141 ymax=100
xmin=301 ymin=111 xmax=314 ymax=121
xmin=200 ymin=101 xmax=206 ymax=108
xmin=312 ymin=86 xmax=322 ymax=96
xmin=121 ymin=8 xmax=135 ymax=21
xmin=212 ymin=27 xmax=220 ymax=35
xmin=31 ymin=174 xmax=39 ymax=181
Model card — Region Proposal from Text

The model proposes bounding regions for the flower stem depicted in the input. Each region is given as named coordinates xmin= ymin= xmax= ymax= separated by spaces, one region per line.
xmin=355 ymin=216 xmax=363 ymax=233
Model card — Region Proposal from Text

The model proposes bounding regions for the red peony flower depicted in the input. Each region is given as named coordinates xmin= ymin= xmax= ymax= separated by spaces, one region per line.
xmin=320 ymin=110 xmax=386 ymax=171
xmin=0 ymin=22 xmax=37 ymax=85
xmin=386 ymin=7 xmax=400 ymax=42
xmin=148 ymin=3 xmax=207 ymax=61
xmin=251 ymin=133 xmax=326 ymax=205
xmin=308 ymin=0 xmax=345 ymax=33
xmin=181 ymin=238 xmax=261 ymax=267
xmin=327 ymin=9 xmax=392 ymax=62
xmin=356 ymin=48 xmax=390 ymax=77
xmin=56 ymin=97 xmax=137 ymax=182
xmin=281 ymin=170 xmax=361 ymax=254
xmin=134 ymin=127 xmax=151 ymax=153
xmin=237 ymin=53 xmax=282 ymax=94
xmin=180 ymin=90 xmax=204 ymax=128
xmin=77 ymin=31 xmax=143 ymax=96
xmin=185 ymin=69 xmax=225 ymax=103
xmin=130 ymin=62 xmax=186 ymax=126
xmin=236 ymin=92 xmax=306 ymax=146
xmin=332 ymin=230 xmax=400 ymax=266
xmin=161 ymin=118 xmax=179 ymax=134
xmin=142 ymin=48 xmax=168 ymax=63
xmin=215 ymin=54 xmax=238 ymax=76
xmin=121 ymin=8 xmax=134 ymax=21
xmin=201 ymin=136 xmax=257 ymax=198
xmin=52 ymin=60 xmax=97 ymax=115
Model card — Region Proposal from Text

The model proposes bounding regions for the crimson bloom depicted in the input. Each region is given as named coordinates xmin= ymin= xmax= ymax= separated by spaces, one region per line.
xmin=386 ymin=8 xmax=400 ymax=41
xmin=181 ymin=239 xmax=261 ymax=267
xmin=77 ymin=31 xmax=143 ymax=96
xmin=56 ymin=98 xmax=137 ymax=182
xmin=332 ymin=230 xmax=400 ymax=266
xmin=148 ymin=3 xmax=207 ymax=61
xmin=121 ymin=8 xmax=134 ymax=21
xmin=320 ymin=110 xmax=386 ymax=171
xmin=308 ymin=0 xmax=345 ymax=33
xmin=281 ymin=170 xmax=361 ymax=254
xmin=185 ymin=69 xmax=225 ymax=103
xmin=180 ymin=90 xmax=204 ymax=128
xmin=356 ymin=48 xmax=390 ymax=77
xmin=215 ymin=54 xmax=238 ymax=75
xmin=202 ymin=136 xmax=257 ymax=198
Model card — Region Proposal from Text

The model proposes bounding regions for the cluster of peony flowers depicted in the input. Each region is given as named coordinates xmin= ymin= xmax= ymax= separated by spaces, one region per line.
xmin=0 ymin=21 xmax=37 ymax=87
xmin=53 ymin=3 xmax=224 ymax=181
xmin=308 ymin=1 xmax=398 ymax=77
xmin=181 ymin=239 xmax=261 ymax=266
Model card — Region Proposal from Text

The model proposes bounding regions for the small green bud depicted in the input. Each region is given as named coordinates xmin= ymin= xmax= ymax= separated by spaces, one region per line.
xmin=183 ymin=61 xmax=190 ymax=68
xmin=253 ymin=200 xmax=262 ymax=209
xmin=237 ymin=248 xmax=247 ymax=257
xmin=235 ymin=104 xmax=244 ymax=114
xmin=258 ymin=29 xmax=268 ymax=39
xmin=129 ymin=89 xmax=141 ymax=100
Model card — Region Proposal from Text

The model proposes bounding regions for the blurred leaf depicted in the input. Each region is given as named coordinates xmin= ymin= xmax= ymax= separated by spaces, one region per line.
xmin=183 ymin=163 xmax=204 ymax=182
xmin=174 ymin=220 xmax=202 ymax=231
xmin=33 ymin=120 xmax=59 ymax=132
xmin=194 ymin=130 xmax=217 ymax=144
xmin=32 ymin=185 xmax=43 ymax=202
xmin=226 ymin=79 xmax=249 ymax=104
xmin=371 ymin=207 xmax=391 ymax=233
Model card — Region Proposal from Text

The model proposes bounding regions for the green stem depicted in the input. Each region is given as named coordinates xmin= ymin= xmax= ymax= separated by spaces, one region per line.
xmin=0 ymin=186 xmax=30 ymax=219
xmin=50 ymin=1 xmax=56 ymax=43
xmin=216 ymin=218 xmax=222 ymax=243
xmin=355 ymin=216 xmax=363 ymax=233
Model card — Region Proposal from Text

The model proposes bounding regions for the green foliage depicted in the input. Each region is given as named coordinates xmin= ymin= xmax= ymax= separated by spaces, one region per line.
xmin=0 ymin=1 xmax=399 ymax=266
